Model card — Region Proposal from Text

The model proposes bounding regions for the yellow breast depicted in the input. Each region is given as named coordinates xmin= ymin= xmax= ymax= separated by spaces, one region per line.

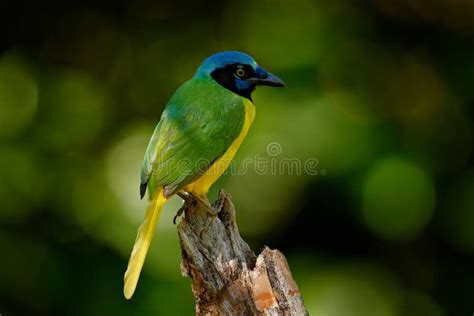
xmin=185 ymin=98 xmax=255 ymax=196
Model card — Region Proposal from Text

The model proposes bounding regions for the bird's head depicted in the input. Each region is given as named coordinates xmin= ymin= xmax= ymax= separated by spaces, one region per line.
xmin=194 ymin=51 xmax=286 ymax=100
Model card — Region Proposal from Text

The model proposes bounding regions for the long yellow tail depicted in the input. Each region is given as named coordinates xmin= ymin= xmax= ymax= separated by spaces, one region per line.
xmin=123 ymin=189 xmax=166 ymax=299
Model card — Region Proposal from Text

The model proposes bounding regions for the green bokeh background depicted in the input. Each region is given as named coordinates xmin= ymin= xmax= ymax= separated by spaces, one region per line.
xmin=1 ymin=0 xmax=473 ymax=315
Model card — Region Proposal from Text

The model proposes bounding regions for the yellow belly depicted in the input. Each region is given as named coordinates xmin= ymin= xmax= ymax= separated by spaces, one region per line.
xmin=185 ymin=98 xmax=255 ymax=196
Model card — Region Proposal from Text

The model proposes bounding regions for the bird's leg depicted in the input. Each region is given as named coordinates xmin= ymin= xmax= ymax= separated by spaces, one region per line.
xmin=190 ymin=192 xmax=225 ymax=216
xmin=177 ymin=191 xmax=225 ymax=236
xmin=174 ymin=191 xmax=195 ymax=224
xmin=195 ymin=191 xmax=227 ymax=238
xmin=212 ymin=189 xmax=226 ymax=215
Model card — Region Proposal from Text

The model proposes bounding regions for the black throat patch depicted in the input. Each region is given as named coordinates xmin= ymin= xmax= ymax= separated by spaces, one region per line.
xmin=210 ymin=63 xmax=256 ymax=100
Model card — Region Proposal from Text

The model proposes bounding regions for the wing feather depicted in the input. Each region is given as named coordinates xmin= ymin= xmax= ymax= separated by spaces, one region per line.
xmin=140 ymin=79 xmax=245 ymax=198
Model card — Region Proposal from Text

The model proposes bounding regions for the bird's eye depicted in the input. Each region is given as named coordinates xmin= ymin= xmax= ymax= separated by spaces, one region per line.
xmin=235 ymin=68 xmax=245 ymax=77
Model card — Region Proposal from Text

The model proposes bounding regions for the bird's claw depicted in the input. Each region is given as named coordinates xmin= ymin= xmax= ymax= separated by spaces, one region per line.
xmin=199 ymin=194 xmax=225 ymax=238
xmin=173 ymin=206 xmax=185 ymax=225
xmin=211 ymin=191 xmax=226 ymax=215
xmin=176 ymin=191 xmax=226 ymax=237
xmin=174 ymin=191 xmax=196 ymax=224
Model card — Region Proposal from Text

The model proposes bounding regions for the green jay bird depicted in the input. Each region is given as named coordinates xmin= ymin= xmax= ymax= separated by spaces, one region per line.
xmin=124 ymin=51 xmax=286 ymax=299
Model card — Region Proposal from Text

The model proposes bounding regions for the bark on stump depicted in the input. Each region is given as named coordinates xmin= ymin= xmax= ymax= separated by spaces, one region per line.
xmin=177 ymin=190 xmax=308 ymax=315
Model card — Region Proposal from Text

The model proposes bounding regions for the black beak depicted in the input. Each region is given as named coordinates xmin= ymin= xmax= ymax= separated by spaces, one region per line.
xmin=251 ymin=67 xmax=286 ymax=87
xmin=257 ymin=71 xmax=286 ymax=87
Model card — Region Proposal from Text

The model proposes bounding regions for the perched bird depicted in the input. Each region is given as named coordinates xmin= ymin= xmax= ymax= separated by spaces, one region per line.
xmin=123 ymin=51 xmax=286 ymax=299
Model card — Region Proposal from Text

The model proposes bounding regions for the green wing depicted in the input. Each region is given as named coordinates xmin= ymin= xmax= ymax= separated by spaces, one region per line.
xmin=140 ymin=78 xmax=245 ymax=198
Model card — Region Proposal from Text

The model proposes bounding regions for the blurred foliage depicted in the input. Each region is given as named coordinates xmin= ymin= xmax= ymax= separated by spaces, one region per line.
xmin=0 ymin=0 xmax=473 ymax=315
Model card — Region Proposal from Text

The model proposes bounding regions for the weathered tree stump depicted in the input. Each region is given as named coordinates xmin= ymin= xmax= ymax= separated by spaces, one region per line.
xmin=177 ymin=190 xmax=308 ymax=315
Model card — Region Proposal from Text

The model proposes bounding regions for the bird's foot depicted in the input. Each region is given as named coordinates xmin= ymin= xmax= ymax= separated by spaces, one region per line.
xmin=176 ymin=191 xmax=226 ymax=236
xmin=199 ymin=191 xmax=226 ymax=238
xmin=211 ymin=190 xmax=226 ymax=215
xmin=173 ymin=206 xmax=185 ymax=225
xmin=174 ymin=191 xmax=195 ymax=224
